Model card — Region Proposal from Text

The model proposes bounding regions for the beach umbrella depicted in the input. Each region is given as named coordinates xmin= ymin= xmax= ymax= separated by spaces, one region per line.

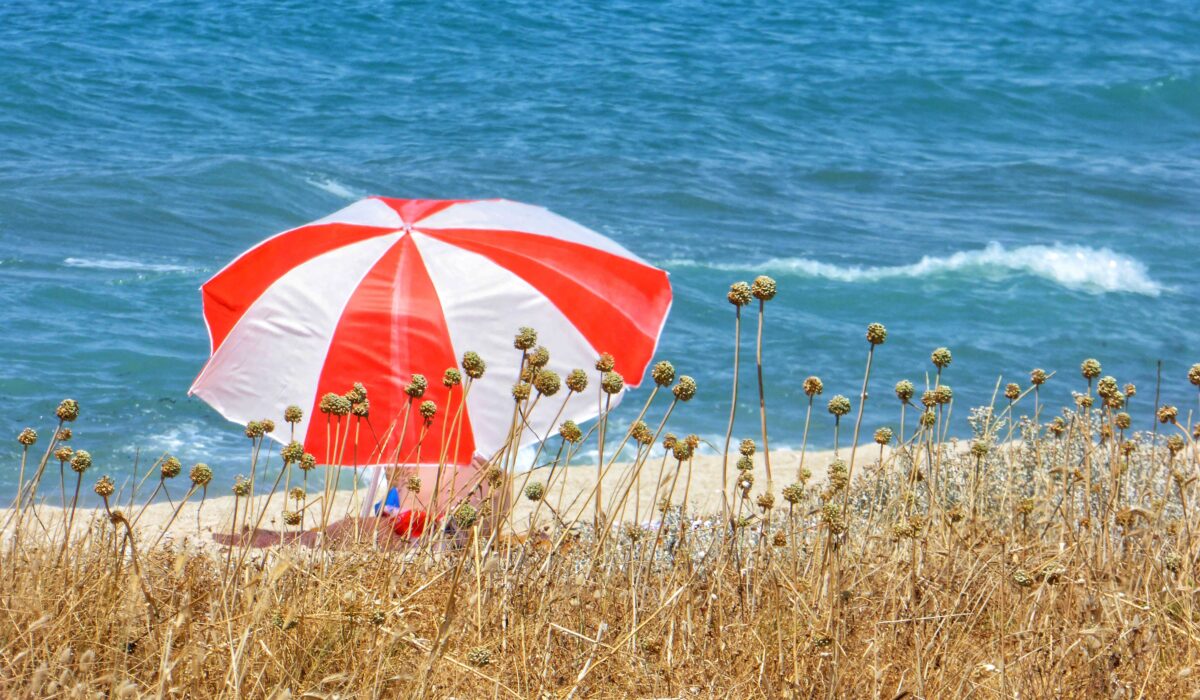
xmin=189 ymin=197 xmax=672 ymax=498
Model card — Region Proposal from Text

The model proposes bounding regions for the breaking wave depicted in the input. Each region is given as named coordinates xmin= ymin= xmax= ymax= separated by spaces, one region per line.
xmin=666 ymin=242 xmax=1163 ymax=296
xmin=306 ymin=176 xmax=360 ymax=200
xmin=64 ymin=257 xmax=194 ymax=273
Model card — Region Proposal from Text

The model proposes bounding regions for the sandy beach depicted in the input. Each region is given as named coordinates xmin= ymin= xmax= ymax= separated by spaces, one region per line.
xmin=2 ymin=446 xmax=854 ymax=545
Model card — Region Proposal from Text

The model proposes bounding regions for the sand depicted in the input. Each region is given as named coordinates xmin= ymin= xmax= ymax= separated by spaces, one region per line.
xmin=1 ymin=447 xmax=860 ymax=545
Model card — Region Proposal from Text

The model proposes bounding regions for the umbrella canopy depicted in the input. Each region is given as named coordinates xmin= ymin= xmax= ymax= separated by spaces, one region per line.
xmin=190 ymin=197 xmax=672 ymax=467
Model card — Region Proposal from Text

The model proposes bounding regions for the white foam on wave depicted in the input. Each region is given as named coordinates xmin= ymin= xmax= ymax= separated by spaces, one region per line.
xmin=64 ymin=257 xmax=193 ymax=273
xmin=666 ymin=242 xmax=1164 ymax=296
xmin=306 ymin=176 xmax=360 ymax=200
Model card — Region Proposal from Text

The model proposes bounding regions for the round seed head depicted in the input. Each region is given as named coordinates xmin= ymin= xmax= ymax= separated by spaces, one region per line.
xmin=874 ymin=427 xmax=893 ymax=446
xmin=601 ymin=372 xmax=624 ymax=395
xmin=1096 ymin=376 xmax=1119 ymax=400
xmin=821 ymin=503 xmax=846 ymax=534
xmin=448 ymin=502 xmax=477 ymax=530
xmin=750 ymin=275 xmax=777 ymax=301
xmin=524 ymin=482 xmax=545 ymax=501
xmin=919 ymin=410 xmax=937 ymax=428
xmin=161 ymin=455 xmax=182 ymax=479
xmin=630 ymin=420 xmax=654 ymax=445
xmin=443 ymin=368 xmax=462 ymax=388
xmin=1120 ymin=440 xmax=1136 ymax=457
xmin=565 ymin=369 xmax=589 ymax=393
xmin=672 ymin=375 xmax=697 ymax=402
xmin=406 ymin=475 xmax=422 ymax=491
xmin=1030 ymin=368 xmax=1048 ymax=386
xmin=467 ymin=647 xmax=492 ymax=668
xmin=685 ymin=434 xmax=700 ymax=449
xmin=804 ymin=376 xmax=824 ymax=397
xmin=244 ymin=421 xmax=265 ymax=439
xmin=662 ymin=433 xmax=677 ymax=450
xmin=405 ymin=374 xmax=428 ymax=398
xmin=419 ymin=400 xmax=437 ymax=420
xmin=351 ymin=399 xmax=370 ymax=418
xmin=772 ymin=530 xmax=787 ymax=547
xmin=782 ymin=483 xmax=804 ymax=504
xmin=190 ymin=463 xmax=213 ymax=487
xmin=281 ymin=441 xmax=305 ymax=463
xmin=739 ymin=438 xmax=756 ymax=456
xmin=756 ymin=491 xmax=775 ymax=511
xmin=827 ymin=459 xmax=849 ymax=492
xmin=289 ymin=486 xmax=305 ymax=502
xmin=533 ymin=370 xmax=561 ymax=397
xmin=737 ymin=470 xmax=754 ymax=491
xmin=1167 ymin=434 xmax=1185 ymax=455
xmin=461 ymin=351 xmax=487 ymax=379
xmin=727 ymin=281 xmax=752 ymax=306
xmin=1157 ymin=405 xmax=1178 ymax=424
xmin=1048 ymin=417 xmax=1066 ymax=437
xmin=559 ymin=420 xmax=582 ymax=443
xmin=1104 ymin=392 xmax=1125 ymax=410
xmin=827 ymin=395 xmax=851 ymax=417
xmin=651 ymin=360 xmax=675 ymax=387
xmin=1012 ymin=570 xmax=1034 ymax=588
xmin=260 ymin=419 xmax=276 ymax=434
xmin=56 ymin=398 xmax=80 ymax=422
xmin=930 ymin=347 xmax=953 ymax=369
xmin=934 ymin=385 xmax=953 ymax=405
xmin=70 ymin=449 xmax=92 ymax=473
xmin=485 ymin=467 xmax=504 ymax=488
xmin=1123 ymin=383 xmax=1136 ymax=398
xmin=1189 ymin=363 xmax=1200 ymax=387
xmin=736 ymin=455 xmax=754 ymax=471
xmin=1080 ymin=358 xmax=1102 ymax=380
xmin=346 ymin=382 xmax=368 ymax=404
xmin=595 ymin=352 xmax=615 ymax=372
xmin=56 ymin=428 xmax=72 ymax=441
xmin=284 ymin=405 xmax=304 ymax=423
xmin=970 ymin=441 xmax=990 ymax=458
xmin=865 ymin=322 xmax=887 ymax=345
xmin=528 ymin=345 xmax=550 ymax=369
xmin=1115 ymin=412 xmax=1131 ymax=430
xmin=1004 ymin=383 xmax=1020 ymax=401
xmin=299 ymin=453 xmax=317 ymax=471
xmin=894 ymin=380 xmax=914 ymax=403
xmin=511 ymin=382 xmax=531 ymax=402
xmin=318 ymin=393 xmax=339 ymax=414
xmin=93 ymin=475 xmax=115 ymax=498
xmin=17 ymin=428 xmax=36 ymax=447
xmin=232 ymin=476 xmax=251 ymax=497
xmin=283 ymin=510 xmax=303 ymax=526
xmin=1074 ymin=392 xmax=1093 ymax=409
xmin=54 ymin=446 xmax=73 ymax=462
xmin=672 ymin=440 xmax=693 ymax=462
xmin=514 ymin=327 xmax=538 ymax=350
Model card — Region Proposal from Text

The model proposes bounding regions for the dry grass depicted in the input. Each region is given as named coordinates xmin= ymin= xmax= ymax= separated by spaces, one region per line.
xmin=3 ymin=287 xmax=1200 ymax=699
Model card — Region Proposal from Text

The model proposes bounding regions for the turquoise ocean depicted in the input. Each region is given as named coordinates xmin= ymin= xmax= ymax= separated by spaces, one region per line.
xmin=2 ymin=2 xmax=1198 ymax=495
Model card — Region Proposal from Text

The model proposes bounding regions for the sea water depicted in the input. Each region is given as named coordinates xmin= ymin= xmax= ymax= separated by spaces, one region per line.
xmin=2 ymin=1 xmax=1198 ymax=495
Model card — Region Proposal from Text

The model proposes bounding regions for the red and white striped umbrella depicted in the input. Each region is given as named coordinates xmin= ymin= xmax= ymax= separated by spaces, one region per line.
xmin=190 ymin=197 xmax=672 ymax=470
